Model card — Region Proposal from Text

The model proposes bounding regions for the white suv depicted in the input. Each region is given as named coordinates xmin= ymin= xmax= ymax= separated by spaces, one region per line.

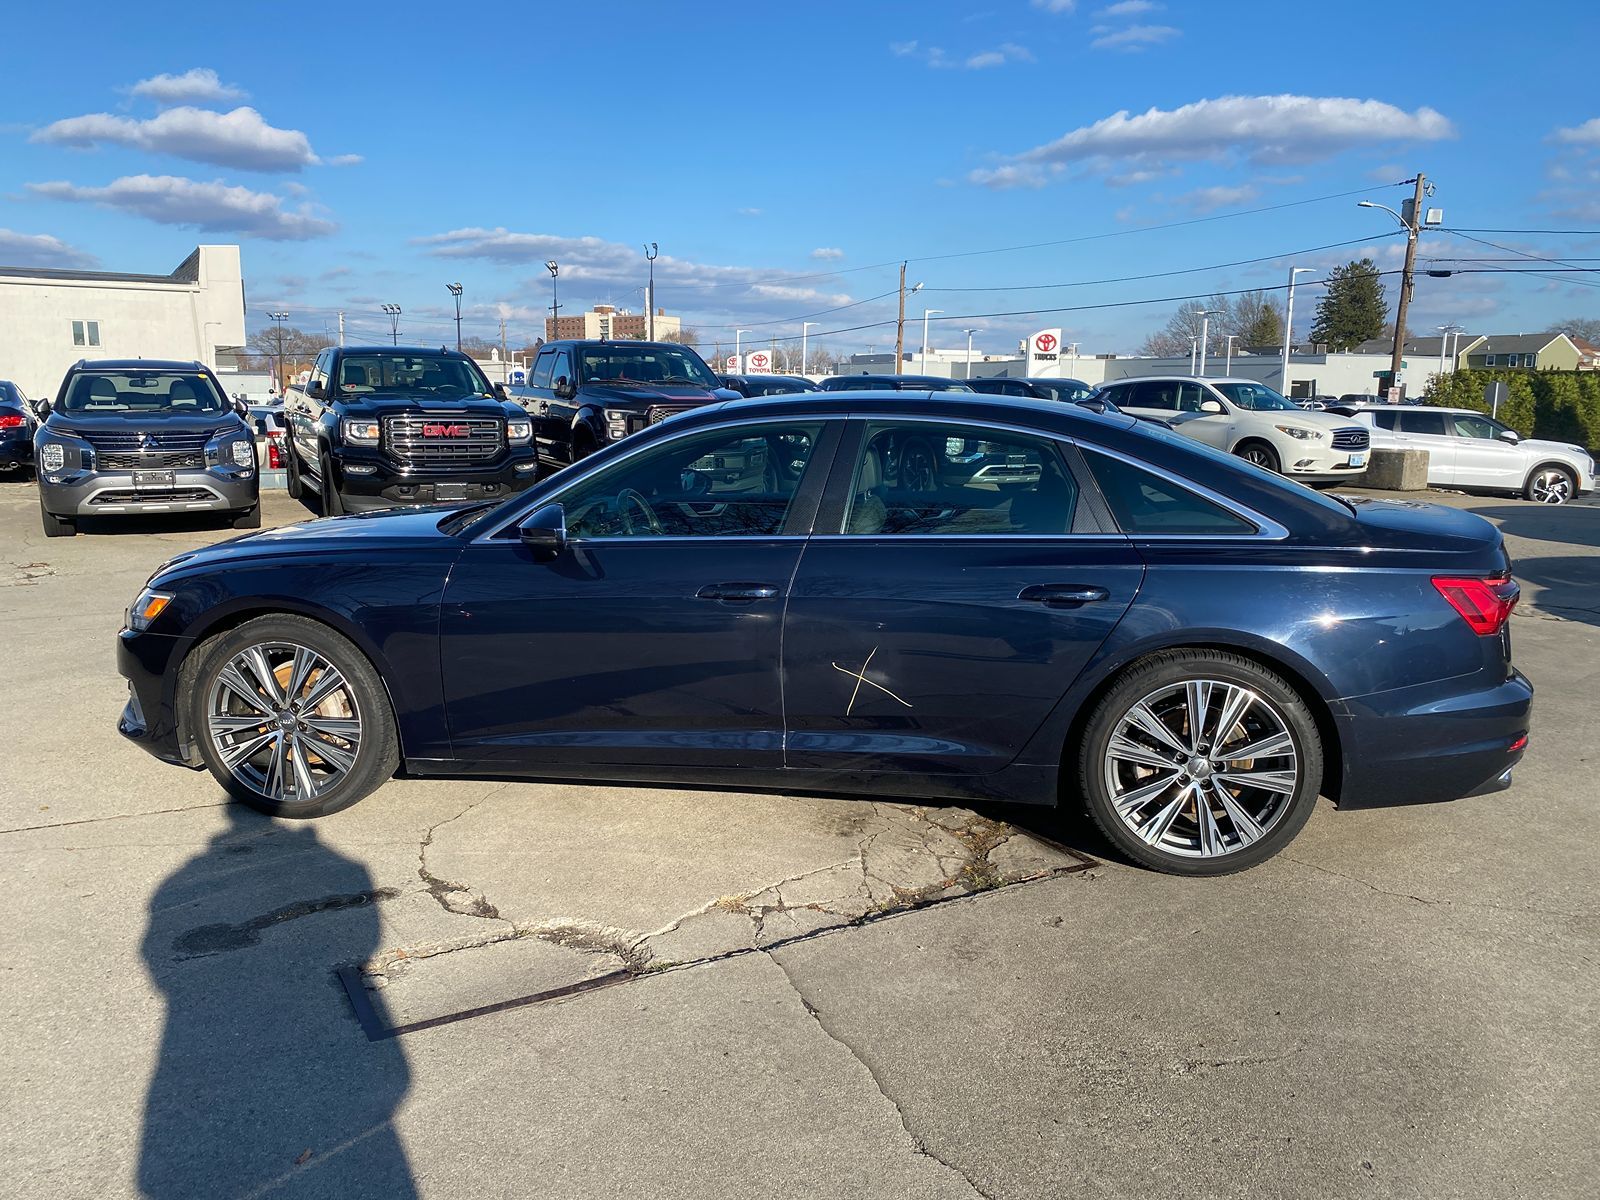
xmin=1095 ymin=376 xmax=1370 ymax=481
xmin=1336 ymin=404 xmax=1595 ymax=504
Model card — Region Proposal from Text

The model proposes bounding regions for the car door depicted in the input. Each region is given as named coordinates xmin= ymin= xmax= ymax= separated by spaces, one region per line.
xmin=439 ymin=416 xmax=841 ymax=770
xmin=290 ymin=351 xmax=329 ymax=467
xmin=542 ymin=347 xmax=580 ymax=463
xmin=780 ymin=417 xmax=1144 ymax=778
xmin=1446 ymin=412 xmax=1522 ymax=489
xmin=1394 ymin=409 xmax=1456 ymax=483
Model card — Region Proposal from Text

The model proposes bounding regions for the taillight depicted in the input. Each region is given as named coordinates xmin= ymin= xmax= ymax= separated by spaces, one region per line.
xmin=1433 ymin=575 xmax=1519 ymax=636
xmin=267 ymin=440 xmax=283 ymax=469
xmin=0 ymin=414 xmax=23 ymax=429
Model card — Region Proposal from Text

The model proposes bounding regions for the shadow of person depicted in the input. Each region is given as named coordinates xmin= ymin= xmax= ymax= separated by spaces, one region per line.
xmin=139 ymin=803 xmax=415 ymax=1198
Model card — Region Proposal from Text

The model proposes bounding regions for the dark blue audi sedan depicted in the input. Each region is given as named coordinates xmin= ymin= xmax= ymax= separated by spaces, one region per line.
xmin=116 ymin=392 xmax=1531 ymax=875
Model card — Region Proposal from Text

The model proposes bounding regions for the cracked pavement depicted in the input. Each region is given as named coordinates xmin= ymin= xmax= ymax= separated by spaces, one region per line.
xmin=3 ymin=485 xmax=1598 ymax=1199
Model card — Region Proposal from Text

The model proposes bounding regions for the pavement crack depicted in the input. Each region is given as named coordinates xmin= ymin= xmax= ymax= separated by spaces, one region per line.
xmin=417 ymin=786 xmax=511 ymax=922
xmin=1 ymin=800 xmax=231 ymax=835
xmin=1286 ymin=857 xmax=1595 ymax=920
xmin=762 ymin=950 xmax=994 ymax=1199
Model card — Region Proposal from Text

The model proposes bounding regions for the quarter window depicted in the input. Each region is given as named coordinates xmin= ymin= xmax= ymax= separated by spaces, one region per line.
xmin=560 ymin=422 xmax=826 ymax=539
xmin=842 ymin=422 xmax=1084 ymax=536
xmin=71 ymin=320 xmax=101 ymax=347
xmin=1397 ymin=410 xmax=1448 ymax=437
xmin=1082 ymin=450 xmax=1257 ymax=536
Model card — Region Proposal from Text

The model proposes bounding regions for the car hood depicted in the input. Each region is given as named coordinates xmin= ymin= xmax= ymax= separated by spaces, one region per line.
xmin=46 ymin=411 xmax=243 ymax=436
xmin=1248 ymin=408 xmax=1358 ymax=429
xmin=1519 ymin=436 xmax=1589 ymax=459
xmin=582 ymin=382 xmax=730 ymax=406
xmin=334 ymin=393 xmax=512 ymax=416
xmin=1341 ymin=494 xmax=1506 ymax=556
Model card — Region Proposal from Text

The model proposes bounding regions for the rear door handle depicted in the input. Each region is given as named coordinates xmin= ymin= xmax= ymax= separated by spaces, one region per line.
xmin=696 ymin=582 xmax=780 ymax=603
xmin=1019 ymin=584 xmax=1110 ymax=607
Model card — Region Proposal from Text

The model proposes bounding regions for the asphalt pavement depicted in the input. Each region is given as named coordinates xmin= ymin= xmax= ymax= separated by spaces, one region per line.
xmin=2 ymin=481 xmax=1595 ymax=1199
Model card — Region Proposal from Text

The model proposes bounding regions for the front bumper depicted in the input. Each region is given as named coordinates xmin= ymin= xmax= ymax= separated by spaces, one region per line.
xmin=330 ymin=445 xmax=540 ymax=512
xmin=1283 ymin=442 xmax=1371 ymax=480
xmin=117 ymin=628 xmax=201 ymax=767
xmin=1334 ymin=667 xmax=1533 ymax=806
xmin=40 ymin=465 xmax=258 ymax=516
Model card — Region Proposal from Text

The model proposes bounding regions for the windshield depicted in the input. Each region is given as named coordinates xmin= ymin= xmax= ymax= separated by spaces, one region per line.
xmin=336 ymin=354 xmax=491 ymax=397
xmin=61 ymin=370 xmax=227 ymax=414
xmin=1212 ymin=382 xmax=1300 ymax=412
xmin=578 ymin=345 xmax=718 ymax=388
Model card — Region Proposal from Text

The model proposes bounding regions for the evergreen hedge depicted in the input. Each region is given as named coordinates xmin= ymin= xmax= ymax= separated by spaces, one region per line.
xmin=1423 ymin=369 xmax=1600 ymax=450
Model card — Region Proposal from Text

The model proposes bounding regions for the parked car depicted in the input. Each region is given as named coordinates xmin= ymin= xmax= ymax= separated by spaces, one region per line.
xmin=1294 ymin=395 xmax=1338 ymax=411
xmin=1095 ymin=376 xmax=1370 ymax=481
xmin=117 ymin=391 xmax=1530 ymax=877
xmin=718 ymin=373 xmax=818 ymax=398
xmin=816 ymin=374 xmax=975 ymax=392
xmin=967 ymin=376 xmax=1095 ymax=404
xmin=284 ymin=346 xmax=538 ymax=515
xmin=1 ymin=380 xmax=38 ymax=475
xmin=511 ymin=340 xmax=733 ymax=471
xmin=1333 ymin=403 xmax=1596 ymax=504
xmin=34 ymin=360 xmax=259 ymax=538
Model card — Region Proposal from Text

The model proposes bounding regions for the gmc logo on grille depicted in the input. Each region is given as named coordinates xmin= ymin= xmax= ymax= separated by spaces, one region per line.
xmin=421 ymin=423 xmax=468 ymax=437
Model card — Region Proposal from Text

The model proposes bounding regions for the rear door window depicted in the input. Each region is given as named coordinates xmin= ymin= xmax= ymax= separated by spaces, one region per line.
xmin=1397 ymin=410 xmax=1448 ymax=437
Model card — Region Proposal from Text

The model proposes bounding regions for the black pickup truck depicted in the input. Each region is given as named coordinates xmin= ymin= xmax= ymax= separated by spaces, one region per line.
xmin=511 ymin=340 xmax=736 ymax=470
xmin=284 ymin=346 xmax=538 ymax=514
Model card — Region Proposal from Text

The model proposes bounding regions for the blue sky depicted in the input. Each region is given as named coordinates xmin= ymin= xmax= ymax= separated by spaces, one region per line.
xmin=4 ymin=0 xmax=1598 ymax=359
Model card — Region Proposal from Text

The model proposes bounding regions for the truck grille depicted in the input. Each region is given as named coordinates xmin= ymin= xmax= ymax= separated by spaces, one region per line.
xmin=1331 ymin=427 xmax=1370 ymax=451
xmin=78 ymin=429 xmax=218 ymax=453
xmin=384 ymin=416 xmax=503 ymax=465
xmin=646 ymin=405 xmax=692 ymax=425
xmin=98 ymin=451 xmax=206 ymax=470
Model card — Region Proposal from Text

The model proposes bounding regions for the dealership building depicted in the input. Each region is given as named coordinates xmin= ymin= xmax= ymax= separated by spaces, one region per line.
xmin=0 ymin=244 xmax=246 ymax=398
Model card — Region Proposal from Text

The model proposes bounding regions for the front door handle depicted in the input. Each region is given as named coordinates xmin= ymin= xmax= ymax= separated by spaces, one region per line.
xmin=696 ymin=582 xmax=780 ymax=603
xmin=1019 ymin=584 xmax=1110 ymax=607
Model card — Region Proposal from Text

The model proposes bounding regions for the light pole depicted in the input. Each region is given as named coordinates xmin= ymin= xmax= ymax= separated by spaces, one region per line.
xmin=962 ymin=328 xmax=981 ymax=379
xmin=268 ymin=311 xmax=289 ymax=394
xmin=800 ymin=321 xmax=817 ymax=376
xmin=1066 ymin=341 xmax=1079 ymax=378
xmin=1280 ymin=266 xmax=1316 ymax=392
xmin=1224 ymin=334 xmax=1240 ymax=376
xmin=1189 ymin=336 xmax=1199 ymax=374
xmin=544 ymin=261 xmax=559 ymax=339
xmin=734 ymin=329 xmax=750 ymax=371
xmin=446 ymin=283 xmax=463 ymax=351
xmin=202 ymin=320 xmax=223 ymax=370
xmin=921 ymin=308 xmax=943 ymax=374
xmin=1193 ymin=309 xmax=1221 ymax=375
xmin=381 ymin=303 xmax=402 ymax=346
xmin=1436 ymin=323 xmax=1463 ymax=384
xmin=643 ymin=243 xmax=658 ymax=341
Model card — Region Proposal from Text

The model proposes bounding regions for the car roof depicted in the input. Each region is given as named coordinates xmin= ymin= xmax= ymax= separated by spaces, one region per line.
xmin=1102 ymin=374 xmax=1264 ymax=385
xmin=541 ymin=339 xmax=699 ymax=350
xmin=338 ymin=345 xmax=476 ymax=357
xmin=70 ymin=358 xmax=207 ymax=371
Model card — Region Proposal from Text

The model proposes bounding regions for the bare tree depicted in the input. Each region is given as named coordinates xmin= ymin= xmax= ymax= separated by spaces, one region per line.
xmin=241 ymin=326 xmax=334 ymax=378
xmin=1554 ymin=316 xmax=1600 ymax=343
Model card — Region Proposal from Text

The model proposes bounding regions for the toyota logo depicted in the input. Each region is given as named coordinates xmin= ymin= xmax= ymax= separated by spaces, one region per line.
xmin=1035 ymin=333 xmax=1058 ymax=353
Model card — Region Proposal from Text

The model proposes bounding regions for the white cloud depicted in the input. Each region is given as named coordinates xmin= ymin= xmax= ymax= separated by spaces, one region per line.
xmin=810 ymin=247 xmax=845 ymax=260
xmin=1175 ymin=183 xmax=1260 ymax=213
xmin=890 ymin=40 xmax=1033 ymax=69
xmin=327 ymin=153 xmax=364 ymax=167
xmin=968 ymin=162 xmax=1052 ymax=189
xmin=31 ymin=106 xmax=320 ymax=172
xmin=738 ymin=207 xmax=763 ymax=216
xmin=1551 ymin=118 xmax=1600 ymax=145
xmin=1090 ymin=24 xmax=1181 ymax=50
xmin=0 ymin=229 xmax=99 ymax=269
xmin=27 ymin=175 xmax=337 ymax=240
xmin=1097 ymin=0 xmax=1160 ymax=15
xmin=128 ymin=68 xmax=246 ymax=106
xmin=1032 ymin=0 xmax=1076 ymax=11
xmin=995 ymin=95 xmax=1455 ymax=177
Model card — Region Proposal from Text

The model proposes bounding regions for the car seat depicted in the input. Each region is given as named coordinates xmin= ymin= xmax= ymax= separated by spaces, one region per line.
xmin=82 ymin=377 xmax=120 ymax=409
xmin=168 ymin=379 xmax=197 ymax=408
xmin=341 ymin=362 xmax=374 ymax=391
xmin=847 ymin=446 xmax=888 ymax=534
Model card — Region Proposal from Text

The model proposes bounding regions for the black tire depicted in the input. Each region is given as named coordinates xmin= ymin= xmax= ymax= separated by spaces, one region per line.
xmin=39 ymin=494 xmax=76 ymax=538
xmin=1524 ymin=464 xmax=1575 ymax=504
xmin=187 ymin=614 xmax=399 ymax=818
xmin=283 ymin=438 xmax=304 ymax=499
xmin=1235 ymin=441 xmax=1282 ymax=474
xmin=231 ymin=504 xmax=262 ymax=529
xmin=1076 ymin=648 xmax=1323 ymax=876
xmin=571 ymin=428 xmax=596 ymax=463
xmin=319 ymin=450 xmax=346 ymax=517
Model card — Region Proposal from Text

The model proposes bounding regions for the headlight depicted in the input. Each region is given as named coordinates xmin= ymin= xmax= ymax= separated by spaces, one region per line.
xmin=125 ymin=588 xmax=173 ymax=631
xmin=40 ymin=442 xmax=65 ymax=472
xmin=342 ymin=419 xmax=380 ymax=443
xmin=230 ymin=439 xmax=256 ymax=467
xmin=606 ymin=413 xmax=630 ymax=440
xmin=1274 ymin=425 xmax=1325 ymax=441
xmin=507 ymin=419 xmax=532 ymax=443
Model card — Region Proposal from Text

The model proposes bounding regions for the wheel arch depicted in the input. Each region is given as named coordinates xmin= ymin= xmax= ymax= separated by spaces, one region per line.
xmin=1523 ymin=459 xmax=1577 ymax=489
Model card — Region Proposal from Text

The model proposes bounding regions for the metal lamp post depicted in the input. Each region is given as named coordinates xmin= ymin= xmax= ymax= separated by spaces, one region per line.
xmin=734 ymin=329 xmax=750 ymax=370
xmin=963 ymin=328 xmax=981 ymax=379
xmin=544 ymin=261 xmax=559 ymax=338
xmin=446 ymin=283 xmax=463 ymax=351
xmin=1280 ymin=266 xmax=1316 ymax=392
xmin=921 ymin=308 xmax=943 ymax=374
xmin=1193 ymin=309 xmax=1222 ymax=375
xmin=1066 ymin=341 xmax=1079 ymax=378
xmin=643 ymin=243 xmax=658 ymax=341
xmin=800 ymin=321 xmax=817 ymax=376
xmin=381 ymin=303 xmax=402 ymax=346
xmin=1189 ymin=336 xmax=1199 ymax=374
xmin=1224 ymin=334 xmax=1240 ymax=376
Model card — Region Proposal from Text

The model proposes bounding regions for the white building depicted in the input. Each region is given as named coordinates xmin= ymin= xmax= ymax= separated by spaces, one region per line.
xmin=0 ymin=245 xmax=246 ymax=397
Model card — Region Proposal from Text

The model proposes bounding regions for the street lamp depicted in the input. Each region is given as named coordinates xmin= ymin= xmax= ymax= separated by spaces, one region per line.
xmin=1280 ymin=266 xmax=1316 ymax=391
xmin=544 ymin=261 xmax=560 ymax=338
xmin=1224 ymin=334 xmax=1240 ymax=376
xmin=734 ymin=329 xmax=751 ymax=370
xmin=1436 ymin=323 xmax=1463 ymax=382
xmin=920 ymin=308 xmax=943 ymax=375
xmin=446 ymin=283 xmax=463 ymax=351
xmin=1192 ymin=308 xmax=1222 ymax=375
xmin=963 ymin=328 xmax=981 ymax=379
xmin=1189 ymin=335 xmax=1199 ymax=374
xmin=268 ymin=311 xmax=289 ymax=394
xmin=643 ymin=243 xmax=658 ymax=341
xmin=1066 ymin=341 xmax=1080 ymax=378
xmin=800 ymin=321 xmax=818 ymax=377
xmin=380 ymin=303 xmax=402 ymax=346
xmin=1358 ymin=197 xmax=1421 ymax=393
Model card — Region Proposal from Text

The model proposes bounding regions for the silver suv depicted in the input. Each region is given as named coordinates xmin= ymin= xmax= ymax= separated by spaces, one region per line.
xmin=35 ymin=360 xmax=260 ymax=537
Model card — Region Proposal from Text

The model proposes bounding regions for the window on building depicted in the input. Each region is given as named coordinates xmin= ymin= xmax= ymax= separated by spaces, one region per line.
xmin=1525 ymin=354 xmax=1535 ymax=368
xmin=1485 ymin=354 xmax=1497 ymax=366
xmin=1506 ymin=354 xmax=1520 ymax=368
xmin=71 ymin=320 xmax=101 ymax=348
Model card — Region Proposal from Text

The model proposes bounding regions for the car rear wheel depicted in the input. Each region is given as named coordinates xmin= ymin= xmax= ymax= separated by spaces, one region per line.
xmin=1077 ymin=649 xmax=1323 ymax=876
xmin=39 ymin=494 xmax=75 ymax=538
xmin=1235 ymin=441 xmax=1281 ymax=474
xmin=189 ymin=615 xmax=398 ymax=818
xmin=1525 ymin=465 xmax=1574 ymax=504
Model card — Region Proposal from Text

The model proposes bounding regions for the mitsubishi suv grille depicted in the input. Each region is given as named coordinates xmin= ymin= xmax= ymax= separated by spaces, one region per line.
xmin=79 ymin=429 xmax=217 ymax=453
xmin=99 ymin=451 xmax=206 ymax=470
xmin=384 ymin=416 xmax=503 ymax=465
xmin=1331 ymin=427 xmax=1370 ymax=451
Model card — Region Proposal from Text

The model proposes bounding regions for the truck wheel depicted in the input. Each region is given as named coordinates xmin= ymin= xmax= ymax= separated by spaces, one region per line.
xmin=571 ymin=429 xmax=596 ymax=462
xmin=231 ymin=504 xmax=262 ymax=529
xmin=320 ymin=452 xmax=346 ymax=517
xmin=283 ymin=439 xmax=304 ymax=499
xmin=40 ymin=495 xmax=76 ymax=538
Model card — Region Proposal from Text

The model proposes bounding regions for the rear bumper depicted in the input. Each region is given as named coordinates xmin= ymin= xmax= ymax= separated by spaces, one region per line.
xmin=1333 ymin=668 xmax=1533 ymax=806
xmin=0 ymin=431 xmax=33 ymax=469
xmin=41 ymin=466 xmax=257 ymax=516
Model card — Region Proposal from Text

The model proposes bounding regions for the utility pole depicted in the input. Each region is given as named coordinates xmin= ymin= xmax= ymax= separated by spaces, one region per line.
xmin=1390 ymin=173 xmax=1426 ymax=395
xmin=499 ymin=317 xmax=507 ymax=365
xmin=447 ymin=282 xmax=463 ymax=351
xmin=268 ymin=310 xmax=289 ymax=394
xmin=894 ymin=261 xmax=907 ymax=375
xmin=1280 ymin=266 xmax=1315 ymax=392
xmin=337 ymin=310 xmax=345 ymax=347
xmin=545 ymin=261 xmax=560 ymax=340
xmin=643 ymin=243 xmax=658 ymax=341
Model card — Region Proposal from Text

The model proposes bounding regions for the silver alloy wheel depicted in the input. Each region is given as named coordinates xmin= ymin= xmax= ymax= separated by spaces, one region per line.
xmin=206 ymin=641 xmax=363 ymax=803
xmin=1528 ymin=468 xmax=1573 ymax=504
xmin=1102 ymin=678 xmax=1298 ymax=859
xmin=1241 ymin=447 xmax=1274 ymax=468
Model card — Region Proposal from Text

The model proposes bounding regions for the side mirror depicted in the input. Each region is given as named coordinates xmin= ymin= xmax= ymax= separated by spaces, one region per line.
xmin=553 ymin=375 xmax=575 ymax=400
xmin=1199 ymin=399 xmax=1225 ymax=414
xmin=1497 ymin=429 xmax=1520 ymax=444
xmin=1074 ymin=398 xmax=1108 ymax=413
xmin=305 ymin=379 xmax=326 ymax=400
xmin=232 ymin=397 xmax=249 ymax=416
xmin=32 ymin=398 xmax=51 ymax=418
xmin=494 ymin=382 xmax=510 ymax=401
xmin=518 ymin=502 xmax=567 ymax=559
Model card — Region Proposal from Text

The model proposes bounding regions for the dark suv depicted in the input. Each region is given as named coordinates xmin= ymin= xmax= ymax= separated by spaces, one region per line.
xmin=511 ymin=340 xmax=733 ymax=469
xmin=1 ymin=380 xmax=38 ymax=475
xmin=285 ymin=346 xmax=538 ymax=514
xmin=34 ymin=360 xmax=259 ymax=538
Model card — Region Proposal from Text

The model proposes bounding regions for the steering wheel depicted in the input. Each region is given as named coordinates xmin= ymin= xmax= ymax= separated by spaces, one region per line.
xmin=615 ymin=487 xmax=663 ymax=536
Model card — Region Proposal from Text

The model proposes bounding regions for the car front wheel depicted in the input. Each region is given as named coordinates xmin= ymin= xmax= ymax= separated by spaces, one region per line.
xmin=189 ymin=615 xmax=399 ymax=818
xmin=1235 ymin=441 xmax=1282 ymax=474
xmin=1077 ymin=649 xmax=1323 ymax=875
xmin=39 ymin=494 xmax=75 ymax=538
xmin=1525 ymin=465 xmax=1575 ymax=504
